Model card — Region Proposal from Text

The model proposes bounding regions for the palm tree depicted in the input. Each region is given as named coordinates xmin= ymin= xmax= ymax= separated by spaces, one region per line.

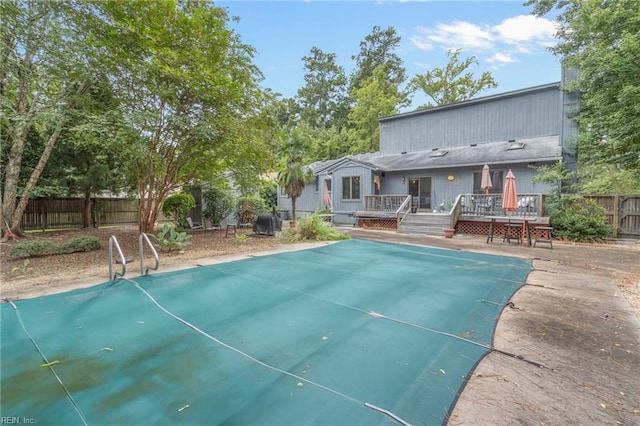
xmin=277 ymin=155 xmax=313 ymax=223
xmin=277 ymin=132 xmax=314 ymax=223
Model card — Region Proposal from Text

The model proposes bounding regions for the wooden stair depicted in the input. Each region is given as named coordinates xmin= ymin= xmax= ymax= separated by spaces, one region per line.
xmin=397 ymin=212 xmax=453 ymax=236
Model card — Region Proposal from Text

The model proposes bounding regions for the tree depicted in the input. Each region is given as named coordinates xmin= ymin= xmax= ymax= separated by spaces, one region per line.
xmin=409 ymin=49 xmax=497 ymax=108
xmin=95 ymin=0 xmax=272 ymax=233
xmin=527 ymin=0 xmax=640 ymax=174
xmin=1 ymin=1 xmax=97 ymax=237
xmin=276 ymin=131 xmax=314 ymax=222
xmin=350 ymin=26 xmax=407 ymax=98
xmin=296 ymin=47 xmax=350 ymax=131
xmin=346 ymin=66 xmax=402 ymax=154
xmin=39 ymin=79 xmax=130 ymax=227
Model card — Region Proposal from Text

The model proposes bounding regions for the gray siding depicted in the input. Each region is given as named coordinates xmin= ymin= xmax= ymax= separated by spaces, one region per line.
xmin=380 ymin=85 xmax=561 ymax=155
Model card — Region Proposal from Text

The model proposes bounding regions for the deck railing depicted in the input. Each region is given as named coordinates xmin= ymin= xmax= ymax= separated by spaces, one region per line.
xmin=459 ymin=193 xmax=544 ymax=218
xmin=364 ymin=194 xmax=410 ymax=211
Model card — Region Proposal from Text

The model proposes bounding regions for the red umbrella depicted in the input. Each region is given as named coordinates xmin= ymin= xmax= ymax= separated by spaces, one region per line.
xmin=502 ymin=169 xmax=518 ymax=213
xmin=481 ymin=164 xmax=493 ymax=194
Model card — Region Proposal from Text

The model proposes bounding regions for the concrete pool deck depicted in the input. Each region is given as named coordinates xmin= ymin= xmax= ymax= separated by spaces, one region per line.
xmin=341 ymin=228 xmax=640 ymax=425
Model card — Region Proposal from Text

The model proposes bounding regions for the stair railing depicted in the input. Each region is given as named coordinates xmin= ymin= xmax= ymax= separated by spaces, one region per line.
xmin=139 ymin=233 xmax=159 ymax=276
xmin=108 ymin=236 xmax=127 ymax=280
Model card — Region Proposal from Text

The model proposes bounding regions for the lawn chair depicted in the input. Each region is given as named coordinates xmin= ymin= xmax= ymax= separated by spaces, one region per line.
xmin=203 ymin=217 xmax=220 ymax=234
xmin=186 ymin=217 xmax=204 ymax=231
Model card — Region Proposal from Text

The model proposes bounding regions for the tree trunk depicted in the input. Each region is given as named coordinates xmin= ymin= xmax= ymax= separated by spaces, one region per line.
xmin=83 ymin=189 xmax=92 ymax=228
xmin=10 ymin=127 xmax=63 ymax=234
xmin=291 ymin=196 xmax=297 ymax=221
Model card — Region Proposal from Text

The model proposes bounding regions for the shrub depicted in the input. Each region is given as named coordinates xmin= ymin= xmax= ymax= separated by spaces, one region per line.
xmin=9 ymin=236 xmax=103 ymax=258
xmin=162 ymin=193 xmax=196 ymax=228
xmin=58 ymin=236 xmax=102 ymax=253
xmin=202 ymin=186 xmax=236 ymax=226
xmin=154 ymin=223 xmax=192 ymax=251
xmin=9 ymin=240 xmax=59 ymax=258
xmin=551 ymin=196 xmax=614 ymax=242
xmin=235 ymin=195 xmax=267 ymax=224
xmin=280 ymin=213 xmax=350 ymax=243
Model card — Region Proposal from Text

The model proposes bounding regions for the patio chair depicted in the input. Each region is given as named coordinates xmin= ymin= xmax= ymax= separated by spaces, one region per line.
xmin=203 ymin=217 xmax=220 ymax=234
xmin=186 ymin=217 xmax=204 ymax=231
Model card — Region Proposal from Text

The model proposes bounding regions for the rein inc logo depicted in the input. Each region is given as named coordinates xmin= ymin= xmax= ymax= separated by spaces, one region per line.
xmin=1 ymin=418 xmax=35 ymax=424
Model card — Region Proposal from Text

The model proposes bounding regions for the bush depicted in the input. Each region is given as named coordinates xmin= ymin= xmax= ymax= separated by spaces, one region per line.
xmin=202 ymin=186 xmax=236 ymax=226
xmin=551 ymin=196 xmax=614 ymax=242
xmin=58 ymin=236 xmax=102 ymax=254
xmin=162 ymin=193 xmax=196 ymax=227
xmin=280 ymin=213 xmax=350 ymax=243
xmin=153 ymin=223 xmax=192 ymax=251
xmin=9 ymin=236 xmax=102 ymax=258
xmin=9 ymin=240 xmax=59 ymax=258
xmin=235 ymin=195 xmax=267 ymax=224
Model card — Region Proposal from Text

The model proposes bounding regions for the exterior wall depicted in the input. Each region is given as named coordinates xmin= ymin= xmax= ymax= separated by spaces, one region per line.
xmin=379 ymin=85 xmax=561 ymax=155
xmin=379 ymin=165 xmax=553 ymax=212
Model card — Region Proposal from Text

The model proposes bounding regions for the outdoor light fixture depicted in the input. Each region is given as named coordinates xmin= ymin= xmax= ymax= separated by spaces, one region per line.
xmin=402 ymin=176 xmax=406 ymax=183
xmin=448 ymin=175 xmax=455 ymax=181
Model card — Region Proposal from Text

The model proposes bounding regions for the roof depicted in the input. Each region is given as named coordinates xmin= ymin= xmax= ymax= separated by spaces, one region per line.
xmin=314 ymin=135 xmax=562 ymax=174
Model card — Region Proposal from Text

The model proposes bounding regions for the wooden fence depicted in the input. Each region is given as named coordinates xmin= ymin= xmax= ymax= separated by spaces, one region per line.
xmin=19 ymin=197 xmax=167 ymax=230
xmin=584 ymin=195 xmax=640 ymax=238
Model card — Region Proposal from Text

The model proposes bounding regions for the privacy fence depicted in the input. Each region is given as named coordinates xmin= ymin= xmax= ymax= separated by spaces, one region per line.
xmin=583 ymin=195 xmax=640 ymax=238
xmin=19 ymin=197 xmax=168 ymax=231
xmin=17 ymin=195 xmax=640 ymax=237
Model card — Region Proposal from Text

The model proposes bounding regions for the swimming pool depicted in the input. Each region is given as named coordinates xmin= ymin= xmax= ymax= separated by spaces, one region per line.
xmin=1 ymin=239 xmax=531 ymax=425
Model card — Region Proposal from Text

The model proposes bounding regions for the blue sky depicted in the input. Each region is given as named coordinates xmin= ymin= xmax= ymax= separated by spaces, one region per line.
xmin=218 ymin=0 xmax=561 ymax=110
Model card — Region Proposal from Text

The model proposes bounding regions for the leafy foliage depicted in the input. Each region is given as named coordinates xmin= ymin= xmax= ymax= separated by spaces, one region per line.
xmin=280 ymin=213 xmax=350 ymax=243
xmin=9 ymin=240 xmax=60 ymax=258
xmin=154 ymin=223 xmax=192 ymax=252
xmin=259 ymin=179 xmax=278 ymax=210
xmin=202 ymin=186 xmax=236 ymax=226
xmin=277 ymin=131 xmax=315 ymax=221
xmin=9 ymin=236 xmax=101 ymax=258
xmin=409 ymin=49 xmax=497 ymax=108
xmin=297 ymin=47 xmax=349 ymax=131
xmin=550 ymin=196 xmax=614 ymax=242
xmin=162 ymin=193 xmax=196 ymax=228
xmin=235 ymin=195 xmax=267 ymax=224
xmin=527 ymin=0 xmax=640 ymax=175
xmin=58 ymin=236 xmax=102 ymax=254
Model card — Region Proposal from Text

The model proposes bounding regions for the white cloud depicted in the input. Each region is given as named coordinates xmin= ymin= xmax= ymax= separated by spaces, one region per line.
xmin=411 ymin=21 xmax=494 ymax=51
xmin=486 ymin=52 xmax=516 ymax=65
xmin=494 ymin=15 xmax=557 ymax=47
xmin=408 ymin=34 xmax=433 ymax=51
xmin=409 ymin=14 xmax=558 ymax=70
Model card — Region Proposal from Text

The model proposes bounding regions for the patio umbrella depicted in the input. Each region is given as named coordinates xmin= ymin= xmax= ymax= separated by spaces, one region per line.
xmin=323 ymin=180 xmax=332 ymax=210
xmin=502 ymin=169 xmax=518 ymax=213
xmin=481 ymin=164 xmax=493 ymax=194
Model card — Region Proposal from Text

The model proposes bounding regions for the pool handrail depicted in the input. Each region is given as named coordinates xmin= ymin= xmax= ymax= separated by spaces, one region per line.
xmin=139 ymin=233 xmax=159 ymax=276
xmin=108 ymin=235 xmax=127 ymax=280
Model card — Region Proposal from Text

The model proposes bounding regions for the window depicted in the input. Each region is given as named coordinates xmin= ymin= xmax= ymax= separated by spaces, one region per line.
xmin=342 ymin=176 xmax=361 ymax=200
xmin=473 ymin=170 xmax=504 ymax=194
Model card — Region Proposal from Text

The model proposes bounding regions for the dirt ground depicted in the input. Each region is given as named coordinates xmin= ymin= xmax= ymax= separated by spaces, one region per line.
xmin=1 ymin=226 xmax=639 ymax=425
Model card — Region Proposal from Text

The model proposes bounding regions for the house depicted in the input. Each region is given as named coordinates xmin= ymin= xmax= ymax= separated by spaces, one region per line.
xmin=278 ymin=69 xmax=578 ymax=232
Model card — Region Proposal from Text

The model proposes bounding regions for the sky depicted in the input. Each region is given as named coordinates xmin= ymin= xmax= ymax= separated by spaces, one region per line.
xmin=218 ymin=0 xmax=561 ymax=110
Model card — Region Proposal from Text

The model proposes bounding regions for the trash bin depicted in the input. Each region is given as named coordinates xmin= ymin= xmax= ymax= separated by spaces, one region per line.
xmin=280 ymin=210 xmax=289 ymax=221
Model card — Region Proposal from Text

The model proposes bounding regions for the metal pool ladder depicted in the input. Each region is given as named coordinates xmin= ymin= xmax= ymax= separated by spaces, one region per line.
xmin=108 ymin=234 xmax=159 ymax=280
xmin=139 ymin=233 xmax=159 ymax=276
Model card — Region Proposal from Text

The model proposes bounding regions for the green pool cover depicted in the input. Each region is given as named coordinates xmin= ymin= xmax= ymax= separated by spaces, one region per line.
xmin=1 ymin=239 xmax=531 ymax=425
